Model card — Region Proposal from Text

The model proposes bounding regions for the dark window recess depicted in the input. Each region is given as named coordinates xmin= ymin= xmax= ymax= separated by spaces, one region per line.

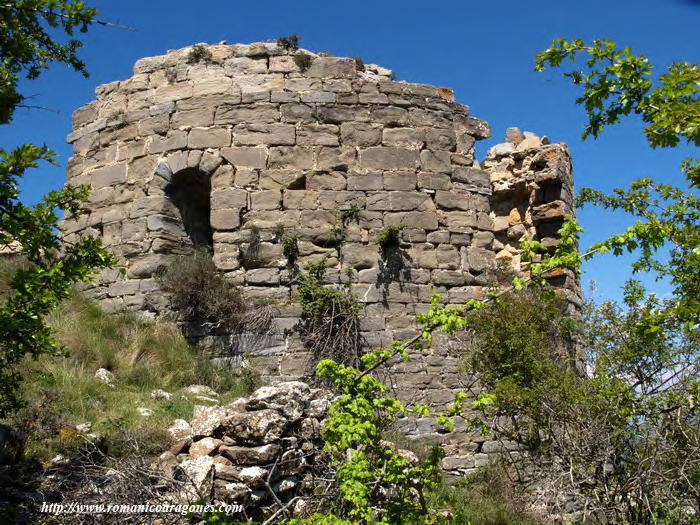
xmin=165 ymin=168 xmax=213 ymax=248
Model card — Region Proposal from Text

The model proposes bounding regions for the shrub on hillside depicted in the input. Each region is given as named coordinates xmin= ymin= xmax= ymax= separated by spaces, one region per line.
xmin=0 ymin=270 xmax=259 ymax=462
xmin=156 ymin=248 xmax=247 ymax=329
xmin=417 ymin=464 xmax=542 ymax=525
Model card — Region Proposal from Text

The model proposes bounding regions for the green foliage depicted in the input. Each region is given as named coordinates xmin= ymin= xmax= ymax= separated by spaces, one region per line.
xmin=186 ymin=43 xmax=212 ymax=64
xmin=374 ymin=225 xmax=402 ymax=249
xmin=446 ymin=268 xmax=698 ymax=521
xmin=530 ymin=42 xmax=699 ymax=518
xmin=294 ymin=51 xmax=313 ymax=72
xmin=157 ymin=248 xmax=246 ymax=329
xmin=535 ymin=38 xmax=699 ymax=150
xmin=0 ymin=137 xmax=115 ymax=411
xmin=0 ymin=0 xmax=116 ymax=419
xmin=297 ymin=257 xmax=363 ymax=367
xmin=282 ymin=234 xmax=299 ymax=264
xmin=277 ymin=34 xmax=300 ymax=52
xmin=4 ymin=287 xmax=256 ymax=461
xmin=462 ymin=288 xmax=582 ymax=422
xmin=309 ymin=351 xmax=445 ymax=524
xmin=535 ymin=38 xmax=699 ymax=329
xmin=579 ymin=180 xmax=700 ymax=327
xmin=0 ymin=0 xmax=97 ymax=124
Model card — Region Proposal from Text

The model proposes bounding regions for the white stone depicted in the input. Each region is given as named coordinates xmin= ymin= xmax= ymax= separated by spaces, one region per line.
xmin=151 ymin=389 xmax=172 ymax=400
xmin=183 ymin=385 xmax=219 ymax=397
xmin=168 ymin=418 xmax=192 ymax=440
xmin=75 ymin=422 xmax=92 ymax=433
xmin=94 ymin=368 xmax=115 ymax=387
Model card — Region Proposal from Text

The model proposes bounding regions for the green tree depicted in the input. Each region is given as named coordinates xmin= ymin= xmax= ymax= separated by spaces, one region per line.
xmin=535 ymin=38 xmax=700 ymax=327
xmin=0 ymin=0 xmax=114 ymax=416
xmin=429 ymin=39 xmax=700 ymax=523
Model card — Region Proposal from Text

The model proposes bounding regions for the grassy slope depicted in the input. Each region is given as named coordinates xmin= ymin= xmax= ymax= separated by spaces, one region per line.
xmin=0 ymin=258 xmax=256 ymax=461
xmin=0 ymin=257 xmax=541 ymax=523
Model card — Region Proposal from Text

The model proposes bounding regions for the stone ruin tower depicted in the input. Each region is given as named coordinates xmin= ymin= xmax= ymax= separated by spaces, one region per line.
xmin=63 ymin=41 xmax=577 ymax=472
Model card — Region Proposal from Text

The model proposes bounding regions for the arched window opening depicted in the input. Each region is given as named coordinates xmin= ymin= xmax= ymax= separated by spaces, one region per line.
xmin=165 ymin=168 xmax=213 ymax=249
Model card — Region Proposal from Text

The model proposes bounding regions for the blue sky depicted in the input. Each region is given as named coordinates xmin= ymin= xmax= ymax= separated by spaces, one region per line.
xmin=2 ymin=0 xmax=698 ymax=303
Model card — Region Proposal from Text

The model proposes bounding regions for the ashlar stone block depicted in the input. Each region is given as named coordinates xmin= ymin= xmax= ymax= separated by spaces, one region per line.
xmin=233 ymin=123 xmax=295 ymax=146
xmin=188 ymin=128 xmax=231 ymax=149
xmin=251 ymin=190 xmax=282 ymax=210
xmin=221 ymin=146 xmax=268 ymax=168
xmin=359 ymin=147 xmax=420 ymax=171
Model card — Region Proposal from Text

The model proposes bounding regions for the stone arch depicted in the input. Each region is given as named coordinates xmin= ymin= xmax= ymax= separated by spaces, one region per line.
xmin=165 ymin=167 xmax=213 ymax=250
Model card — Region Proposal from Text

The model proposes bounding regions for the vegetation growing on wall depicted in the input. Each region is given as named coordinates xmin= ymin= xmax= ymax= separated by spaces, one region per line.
xmin=157 ymin=248 xmax=246 ymax=329
xmin=186 ymin=43 xmax=213 ymax=64
xmin=277 ymin=34 xmax=300 ymax=52
xmin=294 ymin=51 xmax=313 ymax=72
xmin=374 ymin=225 xmax=402 ymax=250
xmin=282 ymin=234 xmax=299 ymax=265
xmin=297 ymin=258 xmax=363 ymax=368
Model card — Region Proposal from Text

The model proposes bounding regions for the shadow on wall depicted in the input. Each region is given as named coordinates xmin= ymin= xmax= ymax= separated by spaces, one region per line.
xmin=165 ymin=168 xmax=213 ymax=250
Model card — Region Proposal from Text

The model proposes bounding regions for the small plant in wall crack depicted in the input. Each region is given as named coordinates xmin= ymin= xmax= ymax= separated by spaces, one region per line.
xmin=294 ymin=51 xmax=313 ymax=72
xmin=375 ymin=225 xmax=402 ymax=249
xmin=282 ymin=234 xmax=299 ymax=265
xmin=186 ymin=44 xmax=212 ymax=64
xmin=276 ymin=34 xmax=300 ymax=52
xmin=351 ymin=56 xmax=365 ymax=72
xmin=337 ymin=202 xmax=361 ymax=226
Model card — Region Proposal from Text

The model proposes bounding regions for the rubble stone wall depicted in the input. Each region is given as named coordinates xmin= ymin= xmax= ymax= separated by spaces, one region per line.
xmin=62 ymin=42 xmax=577 ymax=474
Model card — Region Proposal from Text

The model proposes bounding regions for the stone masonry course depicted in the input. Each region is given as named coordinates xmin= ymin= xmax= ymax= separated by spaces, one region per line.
xmin=62 ymin=41 xmax=578 ymax=474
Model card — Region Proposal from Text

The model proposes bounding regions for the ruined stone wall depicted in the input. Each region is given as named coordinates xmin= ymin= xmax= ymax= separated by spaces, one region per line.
xmin=62 ymin=42 xmax=576 ymax=474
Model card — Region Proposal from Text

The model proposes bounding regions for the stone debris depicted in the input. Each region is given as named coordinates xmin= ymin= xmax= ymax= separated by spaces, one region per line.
xmin=75 ymin=422 xmax=92 ymax=433
xmin=94 ymin=368 xmax=115 ymax=387
xmin=150 ymin=388 xmax=172 ymax=400
xmin=167 ymin=419 xmax=192 ymax=441
xmin=183 ymin=384 xmax=219 ymax=398
xmin=159 ymin=381 xmax=332 ymax=519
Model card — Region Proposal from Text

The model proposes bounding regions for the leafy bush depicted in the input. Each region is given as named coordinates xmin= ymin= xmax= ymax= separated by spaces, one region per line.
xmin=296 ymin=353 xmax=445 ymax=524
xmin=459 ymin=282 xmax=700 ymax=522
xmin=294 ymin=52 xmax=313 ymax=72
xmin=463 ymin=288 xmax=576 ymax=396
xmin=157 ymin=248 xmax=246 ymax=329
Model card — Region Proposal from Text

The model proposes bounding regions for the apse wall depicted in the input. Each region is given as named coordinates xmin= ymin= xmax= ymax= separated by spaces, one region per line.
xmin=62 ymin=42 xmax=577 ymax=473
